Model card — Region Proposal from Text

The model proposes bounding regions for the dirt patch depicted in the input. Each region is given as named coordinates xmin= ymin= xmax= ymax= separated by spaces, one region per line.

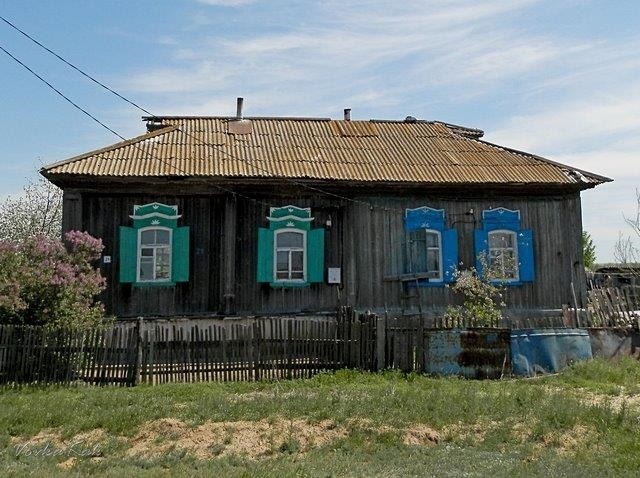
xmin=57 ymin=457 xmax=76 ymax=470
xmin=11 ymin=429 xmax=65 ymax=448
xmin=403 ymin=425 xmax=440 ymax=446
xmin=515 ymin=422 xmax=598 ymax=461
xmin=126 ymin=418 xmax=347 ymax=459
xmin=580 ymin=391 xmax=640 ymax=411
xmin=556 ymin=424 xmax=593 ymax=455
xmin=442 ymin=420 xmax=499 ymax=445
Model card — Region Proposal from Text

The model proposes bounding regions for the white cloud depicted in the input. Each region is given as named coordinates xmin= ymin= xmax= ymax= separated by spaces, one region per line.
xmin=113 ymin=0 xmax=640 ymax=262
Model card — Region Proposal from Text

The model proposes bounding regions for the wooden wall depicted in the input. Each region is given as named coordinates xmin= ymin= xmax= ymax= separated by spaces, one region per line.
xmin=63 ymin=188 xmax=586 ymax=318
xmin=71 ymin=193 xmax=224 ymax=317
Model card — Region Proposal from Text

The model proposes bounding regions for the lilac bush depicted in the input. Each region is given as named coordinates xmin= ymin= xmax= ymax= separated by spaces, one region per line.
xmin=0 ymin=231 xmax=106 ymax=328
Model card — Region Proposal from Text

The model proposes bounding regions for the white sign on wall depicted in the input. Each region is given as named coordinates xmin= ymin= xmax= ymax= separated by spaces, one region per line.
xmin=327 ymin=267 xmax=341 ymax=284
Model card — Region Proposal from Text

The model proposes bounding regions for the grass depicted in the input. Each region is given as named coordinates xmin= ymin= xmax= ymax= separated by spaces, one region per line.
xmin=1 ymin=358 xmax=639 ymax=477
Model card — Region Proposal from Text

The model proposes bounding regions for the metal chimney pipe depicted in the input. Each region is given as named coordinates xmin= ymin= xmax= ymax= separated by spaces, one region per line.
xmin=236 ymin=97 xmax=244 ymax=120
xmin=344 ymin=108 xmax=351 ymax=121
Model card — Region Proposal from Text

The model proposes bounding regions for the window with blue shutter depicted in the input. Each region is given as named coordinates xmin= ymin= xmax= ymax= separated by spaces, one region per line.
xmin=256 ymin=206 xmax=324 ymax=287
xmin=119 ymin=202 xmax=190 ymax=286
xmin=404 ymin=207 xmax=458 ymax=286
xmin=474 ymin=208 xmax=534 ymax=285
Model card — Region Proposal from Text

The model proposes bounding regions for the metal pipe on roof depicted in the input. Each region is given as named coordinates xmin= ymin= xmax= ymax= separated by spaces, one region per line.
xmin=236 ymin=97 xmax=244 ymax=120
xmin=344 ymin=108 xmax=351 ymax=121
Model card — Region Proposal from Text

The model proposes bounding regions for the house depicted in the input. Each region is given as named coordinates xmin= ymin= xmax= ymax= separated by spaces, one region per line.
xmin=41 ymin=99 xmax=611 ymax=319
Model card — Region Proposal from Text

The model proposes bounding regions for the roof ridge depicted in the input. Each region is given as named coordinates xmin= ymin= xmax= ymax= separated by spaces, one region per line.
xmin=41 ymin=125 xmax=179 ymax=172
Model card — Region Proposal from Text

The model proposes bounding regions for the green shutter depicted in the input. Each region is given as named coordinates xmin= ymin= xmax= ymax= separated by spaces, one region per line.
xmin=307 ymin=228 xmax=325 ymax=283
xmin=119 ymin=226 xmax=137 ymax=283
xmin=172 ymin=226 xmax=190 ymax=282
xmin=257 ymin=227 xmax=274 ymax=283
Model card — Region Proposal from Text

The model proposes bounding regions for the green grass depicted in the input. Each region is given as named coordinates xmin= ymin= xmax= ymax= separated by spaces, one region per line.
xmin=1 ymin=358 xmax=640 ymax=477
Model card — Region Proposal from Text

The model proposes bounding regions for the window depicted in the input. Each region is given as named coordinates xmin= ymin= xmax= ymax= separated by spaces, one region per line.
xmin=257 ymin=205 xmax=324 ymax=287
xmin=488 ymin=230 xmax=518 ymax=281
xmin=119 ymin=202 xmax=190 ymax=286
xmin=474 ymin=208 xmax=534 ymax=284
xmin=275 ymin=229 xmax=306 ymax=281
xmin=408 ymin=229 xmax=442 ymax=281
xmin=138 ymin=227 xmax=172 ymax=282
xmin=404 ymin=207 xmax=458 ymax=285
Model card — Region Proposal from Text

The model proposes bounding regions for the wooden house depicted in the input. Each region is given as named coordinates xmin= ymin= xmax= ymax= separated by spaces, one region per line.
xmin=41 ymin=102 xmax=610 ymax=319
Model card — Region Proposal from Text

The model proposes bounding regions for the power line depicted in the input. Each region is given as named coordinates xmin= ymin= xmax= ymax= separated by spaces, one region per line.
xmin=0 ymin=15 xmax=153 ymax=116
xmin=0 ymin=43 xmax=273 ymax=209
xmin=0 ymin=16 xmax=407 ymax=215
xmin=0 ymin=45 xmax=127 ymax=142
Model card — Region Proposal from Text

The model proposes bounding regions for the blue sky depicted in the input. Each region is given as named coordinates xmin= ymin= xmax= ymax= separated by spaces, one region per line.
xmin=1 ymin=0 xmax=639 ymax=261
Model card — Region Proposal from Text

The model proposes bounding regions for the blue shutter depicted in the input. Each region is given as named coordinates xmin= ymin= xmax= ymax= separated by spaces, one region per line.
xmin=442 ymin=228 xmax=458 ymax=283
xmin=517 ymin=229 xmax=535 ymax=282
xmin=474 ymin=229 xmax=489 ymax=279
xmin=119 ymin=226 xmax=137 ymax=283
xmin=172 ymin=226 xmax=190 ymax=282
xmin=307 ymin=228 xmax=325 ymax=283
xmin=257 ymin=227 xmax=274 ymax=283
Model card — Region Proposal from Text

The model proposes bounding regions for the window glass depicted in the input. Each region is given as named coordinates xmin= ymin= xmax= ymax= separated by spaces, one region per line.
xmin=275 ymin=230 xmax=305 ymax=281
xmin=156 ymin=230 xmax=171 ymax=245
xmin=138 ymin=228 xmax=172 ymax=282
xmin=408 ymin=229 xmax=441 ymax=280
xmin=488 ymin=230 xmax=518 ymax=280
xmin=291 ymin=251 xmax=304 ymax=270
xmin=277 ymin=232 xmax=303 ymax=248
xmin=141 ymin=230 xmax=155 ymax=245
xmin=276 ymin=251 xmax=289 ymax=272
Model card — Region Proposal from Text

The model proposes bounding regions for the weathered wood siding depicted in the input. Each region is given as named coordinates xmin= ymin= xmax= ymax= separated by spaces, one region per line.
xmin=64 ymin=189 xmax=585 ymax=318
xmin=78 ymin=193 xmax=224 ymax=317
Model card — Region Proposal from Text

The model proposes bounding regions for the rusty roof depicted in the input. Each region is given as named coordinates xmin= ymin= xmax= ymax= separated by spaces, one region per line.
xmin=42 ymin=117 xmax=610 ymax=188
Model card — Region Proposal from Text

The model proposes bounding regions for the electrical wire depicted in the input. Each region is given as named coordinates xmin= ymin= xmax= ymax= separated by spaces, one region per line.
xmin=0 ymin=15 xmax=409 ymax=216
xmin=0 ymin=43 xmax=273 ymax=209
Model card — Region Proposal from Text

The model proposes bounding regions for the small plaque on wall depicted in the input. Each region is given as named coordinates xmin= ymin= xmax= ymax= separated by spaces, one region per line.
xmin=327 ymin=267 xmax=341 ymax=284
xmin=103 ymin=255 xmax=112 ymax=264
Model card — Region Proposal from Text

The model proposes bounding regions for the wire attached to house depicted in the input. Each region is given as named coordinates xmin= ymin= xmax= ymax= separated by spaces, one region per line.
xmin=0 ymin=15 xmax=409 ymax=217
xmin=0 ymin=43 xmax=274 ymax=209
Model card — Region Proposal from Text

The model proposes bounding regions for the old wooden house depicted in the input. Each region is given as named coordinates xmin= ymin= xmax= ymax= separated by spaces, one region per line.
xmin=41 ymin=101 xmax=610 ymax=319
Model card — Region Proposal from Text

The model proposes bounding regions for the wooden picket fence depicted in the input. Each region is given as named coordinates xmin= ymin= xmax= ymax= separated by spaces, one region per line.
xmin=0 ymin=308 xmax=376 ymax=387
xmin=584 ymin=286 xmax=640 ymax=328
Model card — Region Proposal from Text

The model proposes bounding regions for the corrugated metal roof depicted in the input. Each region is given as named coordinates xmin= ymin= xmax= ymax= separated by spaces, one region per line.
xmin=42 ymin=117 xmax=611 ymax=187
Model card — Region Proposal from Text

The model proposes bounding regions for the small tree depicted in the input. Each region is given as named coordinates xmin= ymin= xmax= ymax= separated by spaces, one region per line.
xmin=582 ymin=231 xmax=597 ymax=270
xmin=613 ymin=189 xmax=640 ymax=265
xmin=0 ymin=231 xmax=106 ymax=328
xmin=445 ymin=254 xmax=506 ymax=327
xmin=0 ymin=177 xmax=62 ymax=242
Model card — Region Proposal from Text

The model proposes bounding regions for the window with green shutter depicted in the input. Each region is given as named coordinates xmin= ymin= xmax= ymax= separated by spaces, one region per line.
xmin=119 ymin=202 xmax=190 ymax=286
xmin=257 ymin=206 xmax=324 ymax=287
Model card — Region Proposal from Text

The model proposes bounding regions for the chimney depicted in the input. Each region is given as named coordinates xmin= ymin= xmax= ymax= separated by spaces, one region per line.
xmin=228 ymin=97 xmax=252 ymax=134
xmin=343 ymin=108 xmax=351 ymax=121
xmin=236 ymin=97 xmax=244 ymax=120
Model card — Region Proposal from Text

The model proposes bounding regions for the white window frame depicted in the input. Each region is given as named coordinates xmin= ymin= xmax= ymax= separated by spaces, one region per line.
xmin=487 ymin=229 xmax=519 ymax=282
xmin=409 ymin=228 xmax=443 ymax=282
xmin=273 ymin=228 xmax=307 ymax=283
xmin=137 ymin=226 xmax=173 ymax=283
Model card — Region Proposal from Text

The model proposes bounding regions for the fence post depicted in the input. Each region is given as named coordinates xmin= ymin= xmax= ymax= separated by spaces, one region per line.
xmin=134 ymin=317 xmax=144 ymax=385
xmin=376 ymin=315 xmax=386 ymax=371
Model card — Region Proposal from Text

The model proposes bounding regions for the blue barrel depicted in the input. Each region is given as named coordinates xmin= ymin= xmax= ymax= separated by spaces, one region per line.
xmin=510 ymin=328 xmax=592 ymax=377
